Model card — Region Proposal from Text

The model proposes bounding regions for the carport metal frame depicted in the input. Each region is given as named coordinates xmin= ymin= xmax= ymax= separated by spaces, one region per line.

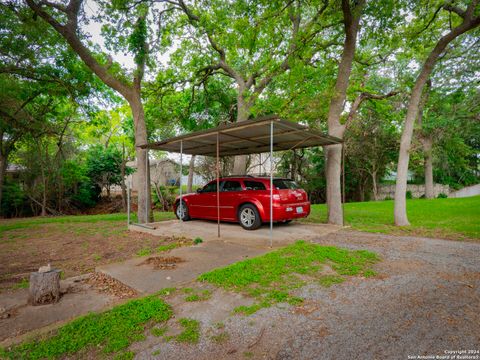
xmin=135 ymin=115 xmax=343 ymax=247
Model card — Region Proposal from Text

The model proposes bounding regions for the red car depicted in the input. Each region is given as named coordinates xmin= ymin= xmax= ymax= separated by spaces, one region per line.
xmin=173 ymin=176 xmax=310 ymax=230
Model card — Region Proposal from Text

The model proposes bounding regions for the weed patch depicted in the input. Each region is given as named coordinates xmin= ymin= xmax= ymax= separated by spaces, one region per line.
xmin=176 ymin=318 xmax=200 ymax=344
xmin=199 ymin=240 xmax=379 ymax=314
xmin=1 ymin=295 xmax=172 ymax=359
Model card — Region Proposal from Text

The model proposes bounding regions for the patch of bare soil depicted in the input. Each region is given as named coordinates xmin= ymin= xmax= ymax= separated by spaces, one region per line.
xmin=86 ymin=272 xmax=137 ymax=299
xmin=0 ymin=220 xmax=189 ymax=290
xmin=138 ymin=256 xmax=185 ymax=270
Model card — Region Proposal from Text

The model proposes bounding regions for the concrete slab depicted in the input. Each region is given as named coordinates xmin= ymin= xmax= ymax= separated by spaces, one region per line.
xmin=0 ymin=276 xmax=114 ymax=344
xmin=129 ymin=219 xmax=340 ymax=249
xmin=101 ymin=221 xmax=339 ymax=294
xmin=96 ymin=241 xmax=266 ymax=294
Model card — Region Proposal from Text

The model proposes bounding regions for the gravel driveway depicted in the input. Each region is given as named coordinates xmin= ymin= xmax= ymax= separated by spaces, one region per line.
xmin=135 ymin=230 xmax=480 ymax=360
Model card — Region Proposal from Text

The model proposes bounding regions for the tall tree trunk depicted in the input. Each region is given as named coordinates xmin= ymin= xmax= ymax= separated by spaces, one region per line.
xmin=120 ymin=143 xmax=128 ymax=211
xmin=423 ymin=137 xmax=434 ymax=199
xmin=130 ymin=95 xmax=152 ymax=223
xmin=325 ymin=0 xmax=365 ymax=225
xmin=40 ymin=165 xmax=47 ymax=217
xmin=0 ymin=153 xmax=7 ymax=215
xmin=187 ymin=155 xmax=196 ymax=193
xmin=394 ymin=9 xmax=480 ymax=225
xmin=232 ymin=91 xmax=250 ymax=175
xmin=371 ymin=169 xmax=378 ymax=201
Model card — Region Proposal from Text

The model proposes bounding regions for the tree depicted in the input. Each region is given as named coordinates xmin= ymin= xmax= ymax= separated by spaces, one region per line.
xmin=175 ymin=0 xmax=332 ymax=174
xmin=0 ymin=2 xmax=101 ymax=215
xmin=394 ymin=0 xmax=480 ymax=225
xmin=24 ymin=0 xmax=170 ymax=222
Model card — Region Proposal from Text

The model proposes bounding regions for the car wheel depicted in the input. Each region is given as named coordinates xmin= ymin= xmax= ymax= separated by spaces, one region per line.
xmin=238 ymin=204 xmax=261 ymax=230
xmin=175 ymin=200 xmax=190 ymax=221
xmin=283 ymin=220 xmax=292 ymax=224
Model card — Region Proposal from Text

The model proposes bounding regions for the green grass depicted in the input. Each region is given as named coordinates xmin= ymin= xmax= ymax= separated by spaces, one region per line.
xmin=12 ymin=278 xmax=29 ymax=289
xmin=157 ymin=243 xmax=180 ymax=252
xmin=184 ymin=289 xmax=212 ymax=302
xmin=318 ymin=275 xmax=345 ymax=288
xmin=1 ymin=294 xmax=172 ymax=359
xmin=176 ymin=318 xmax=201 ymax=344
xmin=198 ymin=240 xmax=379 ymax=314
xmin=0 ymin=211 xmax=175 ymax=237
xmin=136 ymin=248 xmax=152 ymax=257
xmin=303 ymin=196 xmax=480 ymax=240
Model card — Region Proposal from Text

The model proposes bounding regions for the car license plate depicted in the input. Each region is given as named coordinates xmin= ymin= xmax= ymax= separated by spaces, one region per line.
xmin=296 ymin=206 xmax=303 ymax=214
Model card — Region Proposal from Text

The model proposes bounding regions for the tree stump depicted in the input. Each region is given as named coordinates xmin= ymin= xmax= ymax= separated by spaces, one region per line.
xmin=28 ymin=269 xmax=61 ymax=305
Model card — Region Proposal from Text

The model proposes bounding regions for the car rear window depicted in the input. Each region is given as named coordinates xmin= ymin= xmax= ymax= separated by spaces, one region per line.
xmin=244 ymin=181 xmax=266 ymax=191
xmin=273 ymin=179 xmax=299 ymax=190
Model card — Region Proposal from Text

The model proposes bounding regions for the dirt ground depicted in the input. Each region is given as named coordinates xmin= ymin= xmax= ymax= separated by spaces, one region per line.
xmin=0 ymin=220 xmax=185 ymax=291
xmin=130 ymin=230 xmax=480 ymax=360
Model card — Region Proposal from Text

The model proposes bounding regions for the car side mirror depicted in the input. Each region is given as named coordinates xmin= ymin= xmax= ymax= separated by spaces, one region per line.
xmin=196 ymin=188 xmax=202 ymax=193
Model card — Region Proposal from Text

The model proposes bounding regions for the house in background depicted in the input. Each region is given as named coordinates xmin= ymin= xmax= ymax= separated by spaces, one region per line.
xmin=126 ymin=158 xmax=178 ymax=192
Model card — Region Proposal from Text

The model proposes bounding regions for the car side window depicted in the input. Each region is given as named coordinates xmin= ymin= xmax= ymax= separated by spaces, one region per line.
xmin=221 ymin=181 xmax=242 ymax=192
xmin=244 ymin=181 xmax=266 ymax=191
xmin=202 ymin=182 xmax=217 ymax=192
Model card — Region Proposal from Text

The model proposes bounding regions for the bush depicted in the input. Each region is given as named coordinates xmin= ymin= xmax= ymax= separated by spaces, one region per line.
xmin=437 ymin=193 xmax=448 ymax=199
xmin=406 ymin=191 xmax=413 ymax=199
xmin=1 ymin=180 xmax=26 ymax=217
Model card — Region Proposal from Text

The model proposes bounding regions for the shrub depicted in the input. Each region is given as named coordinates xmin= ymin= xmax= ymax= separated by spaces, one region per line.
xmin=406 ymin=190 xmax=413 ymax=199
xmin=437 ymin=193 xmax=448 ymax=198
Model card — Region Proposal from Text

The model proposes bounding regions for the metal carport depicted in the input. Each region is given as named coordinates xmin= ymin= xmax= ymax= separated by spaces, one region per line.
xmin=137 ymin=114 xmax=342 ymax=246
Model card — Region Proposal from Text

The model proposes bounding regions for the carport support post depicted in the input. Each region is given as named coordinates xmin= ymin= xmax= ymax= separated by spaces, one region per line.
xmin=270 ymin=120 xmax=273 ymax=247
xmin=145 ymin=149 xmax=149 ymax=224
xmin=180 ymin=140 xmax=183 ymax=222
xmin=127 ymin=179 xmax=131 ymax=226
xmin=216 ymin=132 xmax=220 ymax=238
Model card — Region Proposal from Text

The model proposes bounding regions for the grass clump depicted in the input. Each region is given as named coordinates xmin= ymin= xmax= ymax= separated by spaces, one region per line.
xmin=318 ymin=275 xmax=345 ymax=288
xmin=1 ymin=295 xmax=172 ymax=359
xmin=156 ymin=243 xmax=179 ymax=252
xmin=193 ymin=237 xmax=203 ymax=245
xmin=12 ymin=278 xmax=29 ymax=289
xmin=184 ymin=289 xmax=212 ymax=302
xmin=199 ymin=240 xmax=378 ymax=314
xmin=136 ymin=248 xmax=152 ymax=257
xmin=210 ymin=331 xmax=229 ymax=343
xmin=151 ymin=326 xmax=168 ymax=337
xmin=176 ymin=318 xmax=200 ymax=344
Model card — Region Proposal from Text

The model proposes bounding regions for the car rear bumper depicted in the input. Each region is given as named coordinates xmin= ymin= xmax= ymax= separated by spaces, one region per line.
xmin=269 ymin=201 xmax=310 ymax=221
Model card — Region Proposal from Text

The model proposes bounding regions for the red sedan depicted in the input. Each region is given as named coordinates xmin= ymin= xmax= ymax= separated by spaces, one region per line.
xmin=173 ymin=176 xmax=310 ymax=230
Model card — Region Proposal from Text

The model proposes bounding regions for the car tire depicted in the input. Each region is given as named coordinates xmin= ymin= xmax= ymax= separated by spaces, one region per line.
xmin=175 ymin=200 xmax=190 ymax=221
xmin=238 ymin=204 xmax=262 ymax=230
xmin=283 ymin=220 xmax=292 ymax=224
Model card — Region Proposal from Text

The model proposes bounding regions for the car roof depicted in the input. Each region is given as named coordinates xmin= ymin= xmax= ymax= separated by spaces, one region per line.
xmin=215 ymin=177 xmax=294 ymax=182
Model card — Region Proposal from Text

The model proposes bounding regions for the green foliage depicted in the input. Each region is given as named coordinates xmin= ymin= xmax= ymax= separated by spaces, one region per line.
xmin=193 ymin=237 xmax=203 ymax=245
xmin=1 ymin=295 xmax=172 ymax=359
xmin=437 ymin=193 xmax=448 ymax=199
xmin=85 ymin=145 xmax=132 ymax=197
xmin=199 ymin=241 xmax=379 ymax=314
xmin=0 ymin=180 xmax=25 ymax=217
xmin=406 ymin=191 xmax=413 ymax=199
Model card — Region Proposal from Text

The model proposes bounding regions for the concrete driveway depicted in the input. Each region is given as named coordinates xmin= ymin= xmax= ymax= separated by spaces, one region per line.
xmin=129 ymin=219 xmax=340 ymax=249
xmin=99 ymin=220 xmax=340 ymax=293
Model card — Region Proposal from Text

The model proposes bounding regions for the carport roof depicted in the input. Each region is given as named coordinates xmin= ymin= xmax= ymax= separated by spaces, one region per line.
xmin=140 ymin=115 xmax=342 ymax=156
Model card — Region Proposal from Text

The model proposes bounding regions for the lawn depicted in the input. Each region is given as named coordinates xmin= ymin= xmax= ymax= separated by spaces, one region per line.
xmin=0 ymin=212 xmax=177 ymax=290
xmin=303 ymin=196 xmax=480 ymax=241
